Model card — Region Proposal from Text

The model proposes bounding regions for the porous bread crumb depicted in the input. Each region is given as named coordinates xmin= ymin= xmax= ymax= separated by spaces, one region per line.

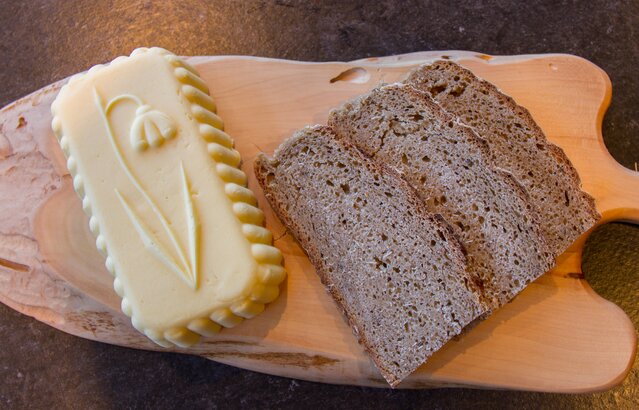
xmin=405 ymin=60 xmax=600 ymax=256
xmin=255 ymin=125 xmax=485 ymax=387
xmin=329 ymin=83 xmax=555 ymax=309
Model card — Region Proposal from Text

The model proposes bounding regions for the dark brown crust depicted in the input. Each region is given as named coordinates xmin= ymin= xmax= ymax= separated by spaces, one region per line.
xmin=254 ymin=126 xmax=473 ymax=387
xmin=405 ymin=61 xmax=601 ymax=253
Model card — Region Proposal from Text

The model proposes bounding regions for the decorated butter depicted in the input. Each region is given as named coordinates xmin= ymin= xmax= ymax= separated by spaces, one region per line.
xmin=50 ymin=47 xmax=286 ymax=348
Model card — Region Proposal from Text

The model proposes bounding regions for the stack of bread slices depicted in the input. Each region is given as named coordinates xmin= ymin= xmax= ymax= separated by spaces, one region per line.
xmin=255 ymin=60 xmax=600 ymax=387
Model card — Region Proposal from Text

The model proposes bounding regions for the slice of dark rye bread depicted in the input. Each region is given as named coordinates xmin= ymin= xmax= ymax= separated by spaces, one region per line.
xmin=405 ymin=60 xmax=600 ymax=256
xmin=328 ymin=83 xmax=555 ymax=309
xmin=254 ymin=125 xmax=485 ymax=387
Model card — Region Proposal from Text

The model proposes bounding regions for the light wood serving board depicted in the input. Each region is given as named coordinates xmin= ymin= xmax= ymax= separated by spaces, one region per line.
xmin=0 ymin=51 xmax=636 ymax=392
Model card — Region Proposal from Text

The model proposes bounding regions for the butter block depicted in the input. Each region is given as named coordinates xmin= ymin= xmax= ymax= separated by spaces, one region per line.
xmin=51 ymin=47 xmax=286 ymax=347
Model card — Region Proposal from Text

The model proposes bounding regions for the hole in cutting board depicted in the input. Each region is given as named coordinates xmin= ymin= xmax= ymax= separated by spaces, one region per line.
xmin=330 ymin=67 xmax=370 ymax=84
xmin=582 ymin=222 xmax=639 ymax=323
xmin=581 ymin=221 xmax=639 ymax=392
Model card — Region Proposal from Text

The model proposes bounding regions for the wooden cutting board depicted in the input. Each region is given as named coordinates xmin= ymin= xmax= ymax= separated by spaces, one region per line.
xmin=0 ymin=51 xmax=636 ymax=392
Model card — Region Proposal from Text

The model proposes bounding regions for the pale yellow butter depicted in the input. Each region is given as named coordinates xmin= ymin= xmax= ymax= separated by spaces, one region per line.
xmin=51 ymin=47 xmax=285 ymax=347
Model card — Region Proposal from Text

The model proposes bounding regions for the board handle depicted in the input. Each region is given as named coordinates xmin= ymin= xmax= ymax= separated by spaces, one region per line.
xmin=593 ymin=162 xmax=639 ymax=224
xmin=552 ymin=146 xmax=639 ymax=277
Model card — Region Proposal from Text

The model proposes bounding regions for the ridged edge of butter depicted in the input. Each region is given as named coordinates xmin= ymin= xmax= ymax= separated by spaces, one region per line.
xmin=50 ymin=47 xmax=286 ymax=348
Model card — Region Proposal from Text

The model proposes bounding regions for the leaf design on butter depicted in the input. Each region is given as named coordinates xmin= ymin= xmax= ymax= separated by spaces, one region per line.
xmin=130 ymin=105 xmax=177 ymax=151
xmin=115 ymin=189 xmax=188 ymax=282
xmin=180 ymin=161 xmax=199 ymax=289
xmin=95 ymin=88 xmax=199 ymax=289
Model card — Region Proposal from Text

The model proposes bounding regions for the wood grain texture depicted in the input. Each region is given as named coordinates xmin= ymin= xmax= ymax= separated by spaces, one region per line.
xmin=0 ymin=51 xmax=636 ymax=392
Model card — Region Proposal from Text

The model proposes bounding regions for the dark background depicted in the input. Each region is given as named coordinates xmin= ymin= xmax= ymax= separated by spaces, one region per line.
xmin=1 ymin=1 xmax=637 ymax=408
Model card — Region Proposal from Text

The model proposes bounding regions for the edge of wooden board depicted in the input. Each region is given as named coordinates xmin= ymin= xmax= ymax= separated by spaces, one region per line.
xmin=0 ymin=51 xmax=636 ymax=392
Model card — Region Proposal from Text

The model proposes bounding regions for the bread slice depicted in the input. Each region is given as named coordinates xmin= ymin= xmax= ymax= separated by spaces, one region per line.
xmin=255 ymin=125 xmax=485 ymax=387
xmin=329 ymin=84 xmax=555 ymax=309
xmin=405 ymin=60 xmax=600 ymax=256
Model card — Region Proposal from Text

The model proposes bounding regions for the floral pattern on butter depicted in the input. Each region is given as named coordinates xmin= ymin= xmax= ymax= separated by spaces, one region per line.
xmin=95 ymin=90 xmax=199 ymax=289
xmin=50 ymin=47 xmax=286 ymax=348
